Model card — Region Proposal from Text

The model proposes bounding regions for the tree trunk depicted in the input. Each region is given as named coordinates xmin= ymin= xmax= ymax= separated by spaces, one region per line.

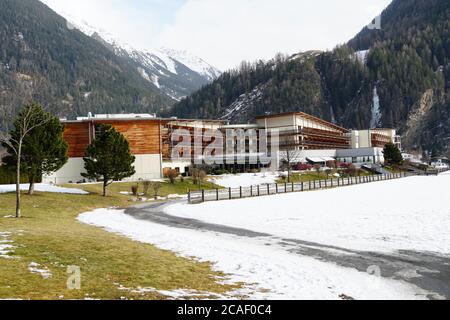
xmin=103 ymin=180 xmax=107 ymax=197
xmin=28 ymin=174 xmax=35 ymax=195
xmin=15 ymin=144 xmax=22 ymax=218
xmin=287 ymin=166 xmax=291 ymax=183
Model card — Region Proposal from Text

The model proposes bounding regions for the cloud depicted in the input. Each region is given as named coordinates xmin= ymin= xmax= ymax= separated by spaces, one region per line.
xmin=40 ymin=0 xmax=171 ymax=49
xmin=41 ymin=0 xmax=392 ymax=70
xmin=156 ymin=0 xmax=392 ymax=70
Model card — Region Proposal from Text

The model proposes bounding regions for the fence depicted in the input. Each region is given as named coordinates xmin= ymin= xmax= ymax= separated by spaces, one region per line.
xmin=188 ymin=172 xmax=414 ymax=204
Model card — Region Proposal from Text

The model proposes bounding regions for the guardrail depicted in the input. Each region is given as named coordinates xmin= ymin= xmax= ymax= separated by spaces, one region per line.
xmin=188 ymin=172 xmax=416 ymax=204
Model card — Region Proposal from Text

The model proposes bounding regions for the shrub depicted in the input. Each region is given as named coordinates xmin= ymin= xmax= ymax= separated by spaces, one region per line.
xmin=345 ymin=164 xmax=357 ymax=177
xmin=189 ymin=167 xmax=207 ymax=186
xmin=326 ymin=161 xmax=337 ymax=169
xmin=131 ymin=184 xmax=139 ymax=197
xmin=151 ymin=182 xmax=162 ymax=200
xmin=0 ymin=165 xmax=31 ymax=184
xmin=142 ymin=181 xmax=151 ymax=196
xmin=212 ymin=168 xmax=229 ymax=176
xmin=297 ymin=163 xmax=313 ymax=171
xmin=167 ymin=169 xmax=179 ymax=184
xmin=313 ymin=164 xmax=322 ymax=176
xmin=339 ymin=162 xmax=351 ymax=169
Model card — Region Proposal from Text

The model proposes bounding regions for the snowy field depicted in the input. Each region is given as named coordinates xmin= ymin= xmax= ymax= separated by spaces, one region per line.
xmin=77 ymin=172 xmax=450 ymax=299
xmin=167 ymin=173 xmax=450 ymax=254
xmin=209 ymin=172 xmax=279 ymax=188
xmin=78 ymin=208 xmax=426 ymax=300
xmin=0 ymin=183 xmax=88 ymax=195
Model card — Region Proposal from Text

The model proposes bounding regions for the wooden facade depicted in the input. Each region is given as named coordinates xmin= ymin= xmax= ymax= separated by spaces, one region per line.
xmin=94 ymin=120 xmax=162 ymax=155
xmin=64 ymin=122 xmax=91 ymax=158
xmin=371 ymin=132 xmax=393 ymax=148
xmin=63 ymin=120 xmax=163 ymax=157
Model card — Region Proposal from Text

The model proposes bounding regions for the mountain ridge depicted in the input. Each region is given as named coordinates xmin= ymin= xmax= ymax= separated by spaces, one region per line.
xmin=169 ymin=0 xmax=450 ymax=154
xmin=60 ymin=12 xmax=221 ymax=101
xmin=0 ymin=0 xmax=174 ymax=125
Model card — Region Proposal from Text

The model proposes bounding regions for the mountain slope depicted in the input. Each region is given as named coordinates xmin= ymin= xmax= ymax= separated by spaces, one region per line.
xmin=63 ymin=14 xmax=221 ymax=101
xmin=0 ymin=0 xmax=173 ymax=126
xmin=170 ymin=0 xmax=450 ymax=154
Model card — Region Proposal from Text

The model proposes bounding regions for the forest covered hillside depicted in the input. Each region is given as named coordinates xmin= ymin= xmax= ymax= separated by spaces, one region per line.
xmin=0 ymin=0 xmax=173 ymax=127
xmin=169 ymin=0 xmax=450 ymax=154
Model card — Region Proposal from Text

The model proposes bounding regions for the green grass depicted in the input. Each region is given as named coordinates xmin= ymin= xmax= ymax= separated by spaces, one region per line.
xmin=383 ymin=166 xmax=404 ymax=174
xmin=68 ymin=178 xmax=221 ymax=198
xmin=0 ymin=182 xmax=237 ymax=300
xmin=277 ymin=171 xmax=374 ymax=183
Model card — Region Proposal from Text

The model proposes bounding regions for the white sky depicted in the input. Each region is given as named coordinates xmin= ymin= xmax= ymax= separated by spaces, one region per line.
xmin=40 ymin=0 xmax=392 ymax=71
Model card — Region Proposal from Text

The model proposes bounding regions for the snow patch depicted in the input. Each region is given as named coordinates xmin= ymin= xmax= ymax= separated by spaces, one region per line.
xmin=166 ymin=175 xmax=450 ymax=254
xmin=220 ymin=83 xmax=267 ymax=121
xmin=354 ymin=50 xmax=370 ymax=64
xmin=116 ymin=283 xmax=225 ymax=300
xmin=0 ymin=232 xmax=15 ymax=259
xmin=78 ymin=208 xmax=426 ymax=299
xmin=209 ymin=172 xmax=279 ymax=188
xmin=0 ymin=184 xmax=88 ymax=195
xmin=28 ymin=262 xmax=52 ymax=279
xmin=160 ymin=47 xmax=221 ymax=81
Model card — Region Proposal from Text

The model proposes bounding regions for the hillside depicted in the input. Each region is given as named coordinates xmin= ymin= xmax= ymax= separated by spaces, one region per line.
xmin=169 ymin=0 xmax=450 ymax=154
xmin=62 ymin=14 xmax=221 ymax=101
xmin=0 ymin=0 xmax=173 ymax=126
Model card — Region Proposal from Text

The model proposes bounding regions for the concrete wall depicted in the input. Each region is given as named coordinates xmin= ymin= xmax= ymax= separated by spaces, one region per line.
xmin=257 ymin=114 xmax=343 ymax=133
xmin=162 ymin=160 xmax=192 ymax=175
xmin=42 ymin=158 xmax=86 ymax=184
xmin=336 ymin=147 xmax=385 ymax=164
xmin=351 ymin=130 xmax=372 ymax=148
xmin=275 ymin=147 xmax=386 ymax=168
xmin=256 ymin=115 xmax=296 ymax=131
xmin=128 ymin=154 xmax=162 ymax=181
xmin=43 ymin=154 xmax=162 ymax=184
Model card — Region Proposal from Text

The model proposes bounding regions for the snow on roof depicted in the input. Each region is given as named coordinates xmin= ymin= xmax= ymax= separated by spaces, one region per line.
xmin=75 ymin=114 xmax=157 ymax=121
xmin=307 ymin=157 xmax=335 ymax=163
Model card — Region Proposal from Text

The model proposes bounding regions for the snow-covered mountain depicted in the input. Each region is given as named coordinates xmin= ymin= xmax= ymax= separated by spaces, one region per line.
xmin=64 ymin=14 xmax=221 ymax=101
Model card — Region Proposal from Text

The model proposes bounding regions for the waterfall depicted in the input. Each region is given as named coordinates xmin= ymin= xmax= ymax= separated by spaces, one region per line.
xmin=370 ymin=86 xmax=382 ymax=128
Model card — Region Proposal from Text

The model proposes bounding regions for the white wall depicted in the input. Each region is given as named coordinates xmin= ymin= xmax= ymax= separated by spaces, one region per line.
xmin=43 ymin=154 xmax=162 ymax=184
xmin=42 ymin=157 xmax=85 ymax=184
xmin=162 ymin=160 xmax=192 ymax=175
xmin=128 ymin=154 xmax=162 ymax=181
xmin=352 ymin=130 xmax=372 ymax=148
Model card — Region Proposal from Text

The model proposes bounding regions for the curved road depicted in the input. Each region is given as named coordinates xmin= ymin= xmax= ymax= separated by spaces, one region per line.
xmin=126 ymin=201 xmax=450 ymax=300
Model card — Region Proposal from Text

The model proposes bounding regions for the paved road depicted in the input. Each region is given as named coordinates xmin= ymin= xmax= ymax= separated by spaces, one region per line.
xmin=126 ymin=202 xmax=450 ymax=300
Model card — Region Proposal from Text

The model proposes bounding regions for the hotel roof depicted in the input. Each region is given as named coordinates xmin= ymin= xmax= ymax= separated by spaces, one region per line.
xmin=61 ymin=114 xmax=227 ymax=124
xmin=255 ymin=111 xmax=349 ymax=133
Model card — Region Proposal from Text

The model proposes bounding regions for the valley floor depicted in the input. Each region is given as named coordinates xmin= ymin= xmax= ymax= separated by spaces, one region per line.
xmin=78 ymin=172 xmax=450 ymax=299
xmin=0 ymin=179 xmax=232 ymax=300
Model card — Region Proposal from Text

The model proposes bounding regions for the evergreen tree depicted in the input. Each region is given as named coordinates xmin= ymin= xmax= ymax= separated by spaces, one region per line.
xmin=0 ymin=103 xmax=51 ymax=217
xmin=383 ymin=143 xmax=404 ymax=166
xmin=2 ymin=105 xmax=68 ymax=194
xmin=82 ymin=124 xmax=135 ymax=196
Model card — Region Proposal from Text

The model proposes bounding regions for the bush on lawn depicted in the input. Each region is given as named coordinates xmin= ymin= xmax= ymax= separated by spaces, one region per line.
xmin=0 ymin=165 xmax=33 ymax=184
xmin=167 ymin=169 xmax=179 ymax=184
xmin=297 ymin=163 xmax=313 ymax=171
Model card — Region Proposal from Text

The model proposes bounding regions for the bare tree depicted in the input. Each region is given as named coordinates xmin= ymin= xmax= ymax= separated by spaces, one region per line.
xmin=279 ymin=134 xmax=302 ymax=183
xmin=0 ymin=105 xmax=50 ymax=218
xmin=151 ymin=182 xmax=162 ymax=200
xmin=313 ymin=164 xmax=322 ymax=177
